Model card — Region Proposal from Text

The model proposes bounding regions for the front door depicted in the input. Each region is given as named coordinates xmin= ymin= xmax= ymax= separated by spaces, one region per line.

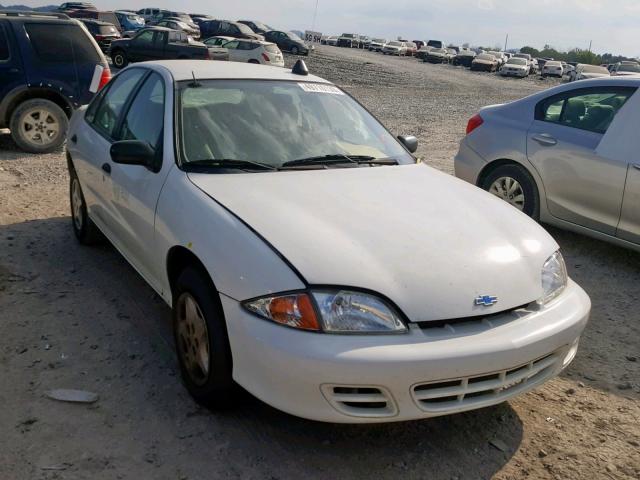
xmin=526 ymin=86 xmax=635 ymax=235
xmin=107 ymin=71 xmax=170 ymax=289
xmin=128 ymin=29 xmax=157 ymax=62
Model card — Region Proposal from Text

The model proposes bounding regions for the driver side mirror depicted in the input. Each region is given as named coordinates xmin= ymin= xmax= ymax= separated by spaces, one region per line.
xmin=398 ymin=135 xmax=418 ymax=153
xmin=110 ymin=140 xmax=157 ymax=170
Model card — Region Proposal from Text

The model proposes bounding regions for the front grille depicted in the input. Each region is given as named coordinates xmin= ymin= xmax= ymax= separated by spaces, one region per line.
xmin=411 ymin=351 xmax=561 ymax=413
xmin=415 ymin=303 xmax=531 ymax=331
xmin=321 ymin=385 xmax=397 ymax=418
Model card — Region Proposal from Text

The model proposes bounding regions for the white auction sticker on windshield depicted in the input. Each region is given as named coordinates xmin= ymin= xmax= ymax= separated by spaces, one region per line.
xmin=298 ymin=83 xmax=344 ymax=95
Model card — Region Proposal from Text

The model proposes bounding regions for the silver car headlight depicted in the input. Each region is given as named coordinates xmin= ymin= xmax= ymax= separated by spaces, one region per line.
xmin=243 ymin=289 xmax=407 ymax=334
xmin=538 ymin=251 xmax=568 ymax=305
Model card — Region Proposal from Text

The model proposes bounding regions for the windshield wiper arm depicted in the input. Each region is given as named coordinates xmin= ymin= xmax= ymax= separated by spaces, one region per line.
xmin=185 ymin=159 xmax=277 ymax=171
xmin=281 ymin=154 xmax=397 ymax=168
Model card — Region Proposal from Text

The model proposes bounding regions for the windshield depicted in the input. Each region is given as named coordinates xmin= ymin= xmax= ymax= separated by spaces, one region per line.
xmin=178 ymin=80 xmax=414 ymax=169
xmin=287 ymin=31 xmax=302 ymax=41
xmin=372 ymin=38 xmax=385 ymax=43
xmin=342 ymin=33 xmax=355 ymax=38
xmin=508 ymin=58 xmax=527 ymax=65
xmin=388 ymin=41 xmax=402 ymax=46
xmin=619 ymin=63 xmax=640 ymax=72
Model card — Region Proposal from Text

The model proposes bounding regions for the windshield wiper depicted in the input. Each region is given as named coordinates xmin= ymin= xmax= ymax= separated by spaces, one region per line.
xmin=281 ymin=154 xmax=398 ymax=168
xmin=184 ymin=159 xmax=277 ymax=171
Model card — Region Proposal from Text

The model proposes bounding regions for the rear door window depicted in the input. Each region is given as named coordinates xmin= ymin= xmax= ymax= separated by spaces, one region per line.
xmin=537 ymin=87 xmax=637 ymax=134
xmin=0 ymin=23 xmax=10 ymax=61
xmin=25 ymin=23 xmax=101 ymax=64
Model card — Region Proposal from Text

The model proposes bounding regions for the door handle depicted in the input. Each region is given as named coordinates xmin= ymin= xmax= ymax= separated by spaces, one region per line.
xmin=532 ymin=134 xmax=558 ymax=146
xmin=101 ymin=163 xmax=111 ymax=174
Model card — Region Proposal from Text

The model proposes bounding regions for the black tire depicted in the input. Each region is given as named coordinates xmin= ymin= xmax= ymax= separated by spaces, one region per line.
xmin=69 ymin=166 xmax=103 ymax=245
xmin=290 ymin=46 xmax=299 ymax=55
xmin=111 ymin=50 xmax=128 ymax=69
xmin=481 ymin=163 xmax=540 ymax=219
xmin=172 ymin=267 xmax=236 ymax=408
xmin=9 ymin=99 xmax=68 ymax=154
xmin=248 ymin=59 xmax=260 ymax=64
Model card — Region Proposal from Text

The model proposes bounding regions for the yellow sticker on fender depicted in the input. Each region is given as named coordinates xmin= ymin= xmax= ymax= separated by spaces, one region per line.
xmin=298 ymin=83 xmax=344 ymax=95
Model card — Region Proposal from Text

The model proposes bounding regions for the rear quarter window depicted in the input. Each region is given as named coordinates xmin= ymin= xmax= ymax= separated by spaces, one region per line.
xmin=0 ymin=23 xmax=10 ymax=61
xmin=25 ymin=23 xmax=101 ymax=64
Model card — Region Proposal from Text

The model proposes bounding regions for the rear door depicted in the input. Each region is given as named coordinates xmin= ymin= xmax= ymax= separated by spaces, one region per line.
xmin=222 ymin=40 xmax=241 ymax=61
xmin=0 ymin=20 xmax=24 ymax=122
xmin=526 ymin=86 xmax=636 ymax=234
xmin=618 ymin=167 xmax=640 ymax=244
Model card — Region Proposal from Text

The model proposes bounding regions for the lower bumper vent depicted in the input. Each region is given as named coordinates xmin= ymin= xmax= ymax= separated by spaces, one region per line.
xmin=411 ymin=351 xmax=561 ymax=413
xmin=321 ymin=385 xmax=397 ymax=418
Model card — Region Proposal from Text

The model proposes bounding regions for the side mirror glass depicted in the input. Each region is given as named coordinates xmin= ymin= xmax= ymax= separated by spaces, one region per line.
xmin=110 ymin=140 xmax=156 ymax=169
xmin=398 ymin=135 xmax=418 ymax=153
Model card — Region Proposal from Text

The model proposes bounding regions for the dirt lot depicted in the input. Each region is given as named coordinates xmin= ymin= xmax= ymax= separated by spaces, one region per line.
xmin=0 ymin=46 xmax=638 ymax=480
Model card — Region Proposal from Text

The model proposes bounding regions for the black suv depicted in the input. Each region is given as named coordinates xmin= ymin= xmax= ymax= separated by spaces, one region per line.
xmin=199 ymin=19 xmax=262 ymax=41
xmin=0 ymin=11 xmax=109 ymax=153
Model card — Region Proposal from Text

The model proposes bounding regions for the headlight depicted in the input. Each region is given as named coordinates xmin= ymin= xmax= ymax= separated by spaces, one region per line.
xmin=243 ymin=289 xmax=407 ymax=334
xmin=538 ymin=251 xmax=568 ymax=305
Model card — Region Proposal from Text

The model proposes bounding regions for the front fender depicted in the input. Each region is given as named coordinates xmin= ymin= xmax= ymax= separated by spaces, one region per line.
xmin=154 ymin=168 xmax=305 ymax=305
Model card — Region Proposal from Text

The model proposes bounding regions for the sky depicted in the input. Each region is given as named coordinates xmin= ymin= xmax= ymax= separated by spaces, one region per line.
xmin=15 ymin=0 xmax=640 ymax=57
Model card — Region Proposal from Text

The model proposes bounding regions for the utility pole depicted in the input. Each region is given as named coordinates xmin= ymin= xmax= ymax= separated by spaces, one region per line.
xmin=311 ymin=0 xmax=319 ymax=31
xmin=588 ymin=40 xmax=592 ymax=53
xmin=504 ymin=33 xmax=509 ymax=52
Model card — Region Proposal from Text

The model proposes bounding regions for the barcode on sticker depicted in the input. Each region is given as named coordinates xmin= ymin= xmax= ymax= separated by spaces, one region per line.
xmin=298 ymin=83 xmax=344 ymax=95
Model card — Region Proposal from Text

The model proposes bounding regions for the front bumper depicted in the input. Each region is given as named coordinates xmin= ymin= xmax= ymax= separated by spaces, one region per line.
xmin=222 ymin=281 xmax=590 ymax=423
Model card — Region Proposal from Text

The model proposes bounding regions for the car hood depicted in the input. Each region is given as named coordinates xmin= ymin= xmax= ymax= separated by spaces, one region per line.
xmin=188 ymin=164 xmax=558 ymax=322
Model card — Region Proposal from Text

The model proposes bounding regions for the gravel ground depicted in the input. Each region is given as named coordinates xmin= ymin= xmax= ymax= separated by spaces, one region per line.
xmin=0 ymin=46 xmax=638 ymax=480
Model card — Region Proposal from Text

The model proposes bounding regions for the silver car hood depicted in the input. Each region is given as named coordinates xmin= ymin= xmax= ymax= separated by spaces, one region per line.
xmin=189 ymin=164 xmax=558 ymax=321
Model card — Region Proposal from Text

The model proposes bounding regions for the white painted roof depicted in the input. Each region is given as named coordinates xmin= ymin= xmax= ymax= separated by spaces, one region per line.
xmin=143 ymin=60 xmax=331 ymax=83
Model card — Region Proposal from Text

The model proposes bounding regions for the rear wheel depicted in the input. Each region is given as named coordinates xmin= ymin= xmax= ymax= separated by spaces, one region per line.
xmin=172 ymin=267 xmax=236 ymax=407
xmin=9 ymin=99 xmax=68 ymax=153
xmin=248 ymin=59 xmax=260 ymax=64
xmin=482 ymin=164 xmax=540 ymax=219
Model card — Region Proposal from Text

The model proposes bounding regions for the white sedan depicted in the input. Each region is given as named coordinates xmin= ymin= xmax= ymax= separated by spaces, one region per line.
xmin=204 ymin=37 xmax=284 ymax=67
xmin=66 ymin=60 xmax=590 ymax=423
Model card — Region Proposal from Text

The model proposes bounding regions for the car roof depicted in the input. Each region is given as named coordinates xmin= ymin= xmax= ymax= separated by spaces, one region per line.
xmin=141 ymin=60 xmax=332 ymax=84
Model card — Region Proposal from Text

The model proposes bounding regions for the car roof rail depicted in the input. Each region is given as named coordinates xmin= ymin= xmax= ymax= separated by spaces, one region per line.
xmin=0 ymin=10 xmax=71 ymax=20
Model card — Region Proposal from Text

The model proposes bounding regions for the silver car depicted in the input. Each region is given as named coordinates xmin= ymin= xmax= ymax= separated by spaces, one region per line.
xmin=454 ymin=77 xmax=640 ymax=251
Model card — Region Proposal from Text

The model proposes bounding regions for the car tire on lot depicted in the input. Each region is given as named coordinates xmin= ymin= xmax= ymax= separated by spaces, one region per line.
xmin=172 ymin=267 xmax=237 ymax=408
xmin=482 ymin=163 xmax=540 ymax=220
xmin=112 ymin=50 xmax=128 ymax=69
xmin=69 ymin=167 xmax=103 ymax=245
xmin=10 ymin=99 xmax=68 ymax=154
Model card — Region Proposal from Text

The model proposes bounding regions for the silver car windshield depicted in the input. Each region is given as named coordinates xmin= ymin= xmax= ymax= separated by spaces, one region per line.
xmin=178 ymin=80 xmax=414 ymax=168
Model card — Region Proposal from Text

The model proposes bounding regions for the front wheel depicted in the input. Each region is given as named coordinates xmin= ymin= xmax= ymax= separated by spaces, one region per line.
xmin=111 ymin=50 xmax=128 ymax=69
xmin=69 ymin=167 xmax=103 ymax=244
xmin=481 ymin=164 xmax=540 ymax=219
xmin=290 ymin=46 xmax=299 ymax=55
xmin=173 ymin=267 xmax=236 ymax=408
